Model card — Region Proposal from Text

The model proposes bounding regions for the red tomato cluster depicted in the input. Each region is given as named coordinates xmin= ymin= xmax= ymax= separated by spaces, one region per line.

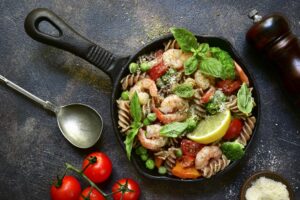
xmin=50 ymin=152 xmax=141 ymax=200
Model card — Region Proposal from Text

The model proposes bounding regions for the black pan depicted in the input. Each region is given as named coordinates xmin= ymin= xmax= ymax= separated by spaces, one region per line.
xmin=24 ymin=8 xmax=260 ymax=182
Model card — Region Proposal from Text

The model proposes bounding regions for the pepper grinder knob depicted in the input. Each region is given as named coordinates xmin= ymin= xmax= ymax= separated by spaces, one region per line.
xmin=248 ymin=9 xmax=262 ymax=22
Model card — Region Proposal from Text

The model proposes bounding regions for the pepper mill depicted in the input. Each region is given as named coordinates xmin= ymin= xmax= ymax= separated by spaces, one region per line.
xmin=246 ymin=10 xmax=300 ymax=107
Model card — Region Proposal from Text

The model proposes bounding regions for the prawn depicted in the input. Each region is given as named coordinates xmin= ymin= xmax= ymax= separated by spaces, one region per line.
xmin=153 ymin=94 xmax=189 ymax=124
xmin=194 ymin=70 xmax=215 ymax=90
xmin=129 ymin=78 xmax=158 ymax=105
xmin=162 ymin=49 xmax=192 ymax=69
xmin=137 ymin=124 xmax=168 ymax=151
xmin=195 ymin=146 xmax=222 ymax=170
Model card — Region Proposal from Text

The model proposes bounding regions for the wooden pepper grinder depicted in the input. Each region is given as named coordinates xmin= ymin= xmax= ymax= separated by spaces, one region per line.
xmin=246 ymin=10 xmax=300 ymax=107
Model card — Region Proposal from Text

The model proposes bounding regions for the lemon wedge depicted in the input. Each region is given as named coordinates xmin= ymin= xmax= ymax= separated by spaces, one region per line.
xmin=187 ymin=109 xmax=231 ymax=144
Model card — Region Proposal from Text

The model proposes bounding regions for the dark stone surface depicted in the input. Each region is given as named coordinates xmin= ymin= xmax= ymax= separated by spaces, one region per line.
xmin=0 ymin=0 xmax=299 ymax=199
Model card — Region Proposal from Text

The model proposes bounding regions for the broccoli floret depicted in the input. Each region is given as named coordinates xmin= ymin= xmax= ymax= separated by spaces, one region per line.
xmin=186 ymin=116 xmax=199 ymax=131
xmin=206 ymin=90 xmax=226 ymax=115
xmin=220 ymin=141 xmax=245 ymax=160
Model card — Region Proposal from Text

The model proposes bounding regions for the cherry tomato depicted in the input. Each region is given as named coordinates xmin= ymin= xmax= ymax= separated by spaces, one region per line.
xmin=50 ymin=176 xmax=81 ymax=200
xmin=82 ymin=152 xmax=112 ymax=184
xmin=201 ymin=87 xmax=215 ymax=103
xmin=79 ymin=187 xmax=105 ymax=200
xmin=216 ymin=79 xmax=242 ymax=95
xmin=148 ymin=61 xmax=168 ymax=81
xmin=181 ymin=139 xmax=205 ymax=157
xmin=112 ymin=178 xmax=141 ymax=200
xmin=223 ymin=119 xmax=243 ymax=140
xmin=180 ymin=155 xmax=195 ymax=168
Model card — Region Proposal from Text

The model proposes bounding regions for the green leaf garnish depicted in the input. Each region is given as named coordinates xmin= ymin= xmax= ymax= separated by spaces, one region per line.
xmin=184 ymin=56 xmax=198 ymax=75
xmin=170 ymin=27 xmax=198 ymax=52
xmin=130 ymin=92 xmax=142 ymax=127
xmin=160 ymin=122 xmax=188 ymax=138
xmin=124 ymin=128 xmax=139 ymax=160
xmin=200 ymin=57 xmax=223 ymax=78
xmin=237 ymin=83 xmax=254 ymax=115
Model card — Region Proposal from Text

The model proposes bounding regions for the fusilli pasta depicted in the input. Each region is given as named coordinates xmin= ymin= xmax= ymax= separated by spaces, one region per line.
xmin=117 ymin=100 xmax=131 ymax=133
xmin=236 ymin=116 xmax=256 ymax=146
xmin=202 ymin=155 xmax=230 ymax=178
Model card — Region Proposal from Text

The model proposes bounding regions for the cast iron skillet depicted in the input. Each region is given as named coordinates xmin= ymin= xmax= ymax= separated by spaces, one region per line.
xmin=24 ymin=8 xmax=260 ymax=182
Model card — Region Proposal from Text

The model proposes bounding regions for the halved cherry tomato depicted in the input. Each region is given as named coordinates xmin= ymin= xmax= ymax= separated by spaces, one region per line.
xmin=180 ymin=155 xmax=195 ymax=168
xmin=216 ymin=79 xmax=242 ymax=95
xmin=223 ymin=118 xmax=243 ymax=140
xmin=148 ymin=61 xmax=168 ymax=80
xmin=50 ymin=176 xmax=81 ymax=200
xmin=79 ymin=187 xmax=105 ymax=200
xmin=112 ymin=178 xmax=141 ymax=200
xmin=181 ymin=139 xmax=205 ymax=157
xmin=82 ymin=152 xmax=112 ymax=184
xmin=171 ymin=161 xmax=201 ymax=179
xmin=234 ymin=61 xmax=249 ymax=85
xmin=201 ymin=87 xmax=215 ymax=103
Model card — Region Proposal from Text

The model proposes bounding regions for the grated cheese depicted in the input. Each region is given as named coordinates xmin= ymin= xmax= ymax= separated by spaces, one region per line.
xmin=245 ymin=176 xmax=290 ymax=200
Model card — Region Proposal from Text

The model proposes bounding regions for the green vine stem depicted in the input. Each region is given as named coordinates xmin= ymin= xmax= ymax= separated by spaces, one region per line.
xmin=65 ymin=163 xmax=108 ymax=198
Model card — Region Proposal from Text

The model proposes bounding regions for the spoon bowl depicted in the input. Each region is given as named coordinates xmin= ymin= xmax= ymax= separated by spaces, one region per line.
xmin=57 ymin=104 xmax=103 ymax=148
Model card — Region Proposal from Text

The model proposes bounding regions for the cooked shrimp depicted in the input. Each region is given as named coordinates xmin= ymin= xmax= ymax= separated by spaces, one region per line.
xmin=159 ymin=94 xmax=189 ymax=113
xmin=137 ymin=125 xmax=168 ymax=151
xmin=194 ymin=70 xmax=213 ymax=90
xmin=129 ymin=78 xmax=158 ymax=105
xmin=195 ymin=146 xmax=222 ymax=170
xmin=162 ymin=49 xmax=192 ymax=69
xmin=153 ymin=95 xmax=189 ymax=124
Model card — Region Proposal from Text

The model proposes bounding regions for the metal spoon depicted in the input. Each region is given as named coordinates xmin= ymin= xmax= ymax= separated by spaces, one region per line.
xmin=0 ymin=75 xmax=103 ymax=148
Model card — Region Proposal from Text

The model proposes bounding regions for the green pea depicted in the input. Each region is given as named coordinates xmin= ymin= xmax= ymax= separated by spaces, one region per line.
xmin=175 ymin=149 xmax=183 ymax=157
xmin=143 ymin=118 xmax=151 ymax=126
xmin=140 ymin=154 xmax=148 ymax=161
xmin=158 ymin=166 xmax=167 ymax=174
xmin=147 ymin=113 xmax=157 ymax=122
xmin=137 ymin=146 xmax=147 ymax=155
xmin=129 ymin=62 xmax=138 ymax=73
xmin=121 ymin=91 xmax=130 ymax=100
xmin=140 ymin=62 xmax=151 ymax=72
xmin=145 ymin=159 xmax=155 ymax=170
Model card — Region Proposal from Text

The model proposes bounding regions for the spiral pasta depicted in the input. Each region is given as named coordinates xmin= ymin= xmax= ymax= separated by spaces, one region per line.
xmin=193 ymin=88 xmax=206 ymax=118
xmin=236 ymin=116 xmax=256 ymax=146
xmin=121 ymin=71 xmax=147 ymax=90
xmin=117 ymin=100 xmax=131 ymax=133
xmin=202 ymin=155 xmax=230 ymax=178
xmin=164 ymin=39 xmax=179 ymax=51
xmin=164 ymin=148 xmax=177 ymax=175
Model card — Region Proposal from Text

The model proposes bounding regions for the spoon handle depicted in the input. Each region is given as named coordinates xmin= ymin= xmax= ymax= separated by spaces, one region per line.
xmin=0 ymin=75 xmax=58 ymax=113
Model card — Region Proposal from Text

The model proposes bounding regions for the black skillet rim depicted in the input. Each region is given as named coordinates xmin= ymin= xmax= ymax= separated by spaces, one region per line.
xmin=111 ymin=34 xmax=261 ymax=182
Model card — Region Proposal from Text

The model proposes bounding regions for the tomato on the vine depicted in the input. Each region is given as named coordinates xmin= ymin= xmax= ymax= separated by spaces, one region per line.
xmin=112 ymin=178 xmax=141 ymax=200
xmin=181 ymin=139 xmax=204 ymax=157
xmin=223 ymin=118 xmax=243 ymax=140
xmin=79 ymin=187 xmax=105 ymax=200
xmin=50 ymin=176 xmax=81 ymax=200
xmin=82 ymin=152 xmax=112 ymax=184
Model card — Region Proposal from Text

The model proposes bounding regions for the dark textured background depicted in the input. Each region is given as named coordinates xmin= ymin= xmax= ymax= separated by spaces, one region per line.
xmin=0 ymin=0 xmax=299 ymax=199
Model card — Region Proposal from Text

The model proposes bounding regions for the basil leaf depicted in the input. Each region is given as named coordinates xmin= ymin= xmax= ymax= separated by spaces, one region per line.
xmin=237 ymin=83 xmax=254 ymax=115
xmin=184 ymin=56 xmax=198 ymax=75
xmin=130 ymin=92 xmax=142 ymax=126
xmin=197 ymin=43 xmax=209 ymax=54
xmin=173 ymin=83 xmax=195 ymax=98
xmin=160 ymin=122 xmax=188 ymax=138
xmin=170 ymin=28 xmax=198 ymax=52
xmin=124 ymin=128 xmax=139 ymax=160
xmin=200 ymin=57 xmax=223 ymax=78
xmin=210 ymin=47 xmax=235 ymax=80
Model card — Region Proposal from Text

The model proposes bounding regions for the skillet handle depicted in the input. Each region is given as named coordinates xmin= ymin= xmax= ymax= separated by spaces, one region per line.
xmin=24 ymin=8 xmax=118 ymax=77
